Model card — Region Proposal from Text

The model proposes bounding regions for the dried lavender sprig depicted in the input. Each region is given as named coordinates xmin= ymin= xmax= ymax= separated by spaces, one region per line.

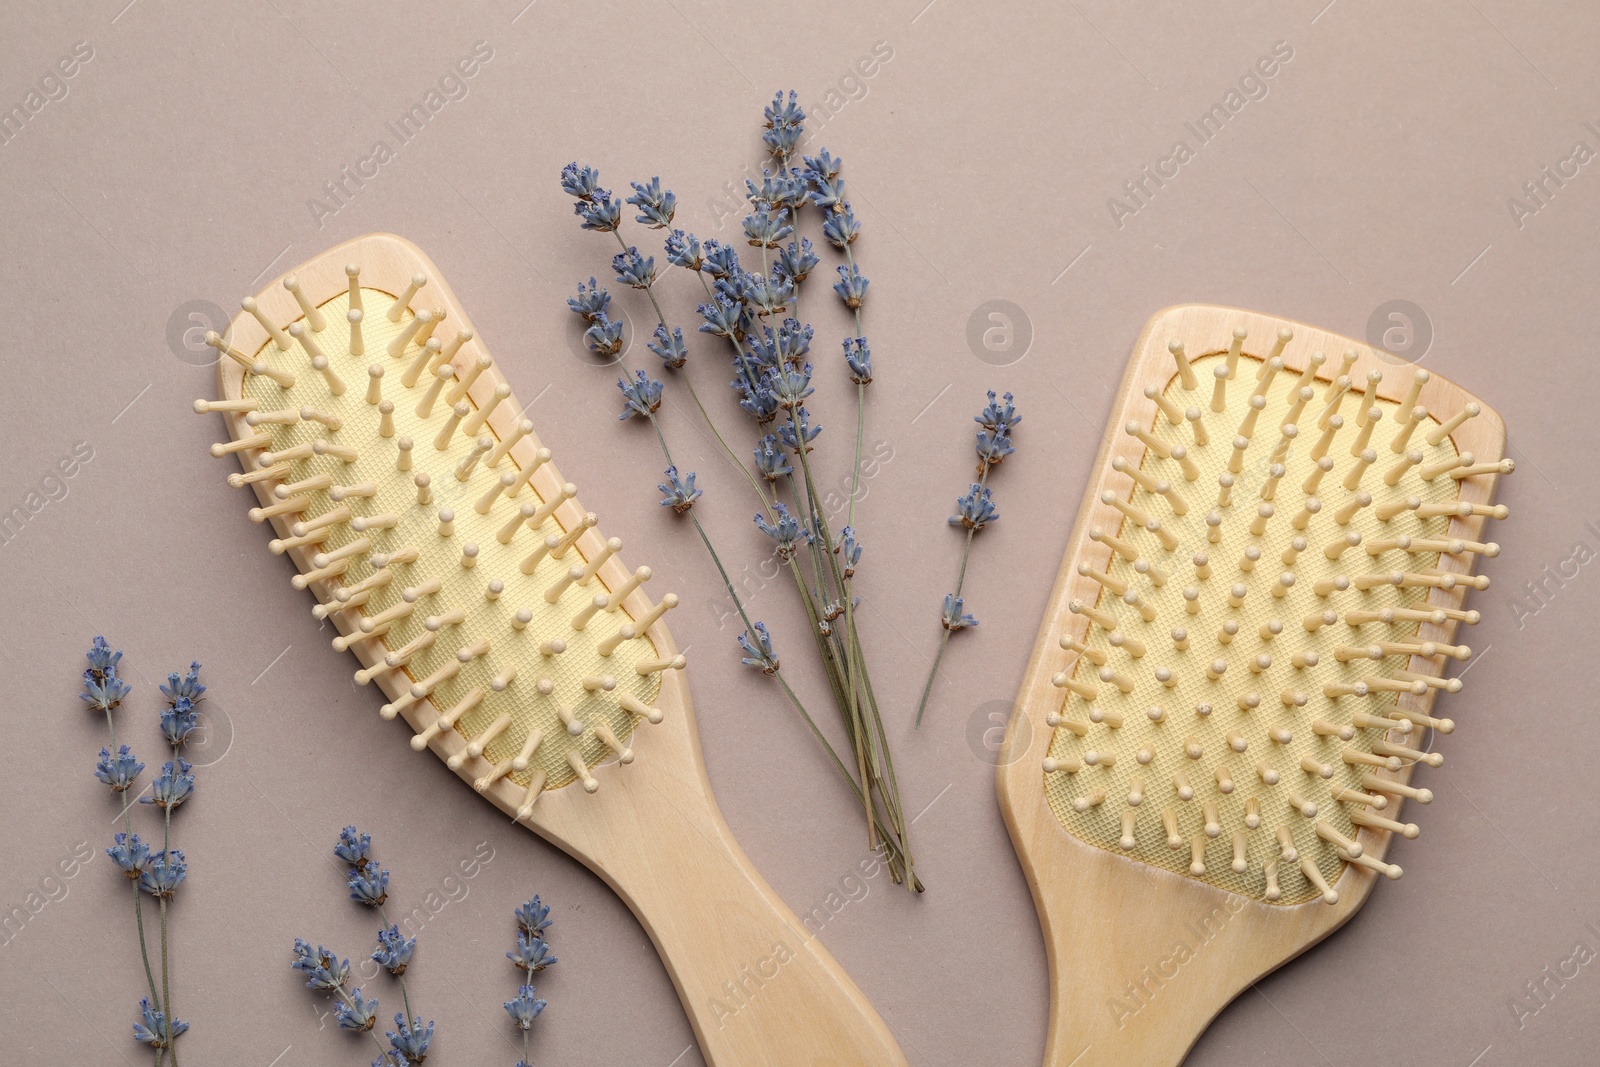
xmin=334 ymin=827 xmax=431 ymax=1058
xmin=85 ymin=638 xmax=167 ymax=1058
xmin=506 ymin=897 xmax=554 ymax=1067
xmin=291 ymin=939 xmax=400 ymax=1065
xmin=915 ymin=393 xmax=1020 ymax=727
xmin=149 ymin=661 xmax=206 ymax=1066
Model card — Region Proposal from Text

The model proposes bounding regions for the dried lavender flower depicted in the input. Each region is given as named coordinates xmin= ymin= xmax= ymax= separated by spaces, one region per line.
xmin=514 ymin=897 xmax=552 ymax=939
xmin=743 ymin=206 xmax=794 ymax=249
xmin=737 ymin=623 xmax=780 ymax=673
xmin=159 ymin=662 xmax=205 ymax=705
xmin=941 ymin=594 xmax=978 ymax=630
xmin=647 ymin=324 xmax=688 ymax=369
xmin=776 ymin=238 xmax=819 ymax=284
xmin=754 ymin=503 xmax=809 ymax=558
xmin=777 ymin=406 xmax=821 ymax=452
xmin=616 ymin=370 xmax=664 ymax=420
xmin=822 ymin=207 xmax=862 ymax=249
xmin=95 ymin=745 xmax=144 ymax=792
xmin=584 ymin=313 xmax=625 ymax=358
xmin=336 ymin=988 xmax=380 ymax=1032
xmin=612 ymin=246 xmax=657 ymax=290
xmin=767 ymin=363 xmax=814 ymax=409
xmin=139 ymin=850 xmax=187 ymax=898
xmin=832 ymin=263 xmax=869 ymax=308
xmin=566 ymin=278 xmax=611 ymax=322
xmin=843 ymin=337 xmax=872 ymax=384
xmin=504 ymin=985 xmax=547 ymax=1030
xmin=335 ymin=826 xmax=373 ymax=866
xmin=664 ymin=229 xmax=704 ymax=271
xmin=626 ymin=176 xmax=677 ymax=228
xmin=735 ymin=376 xmax=780 ymax=424
xmin=292 ymin=940 xmax=350 ymax=990
xmin=507 ymin=933 xmax=558 ymax=973
xmin=835 ymin=527 xmax=862 ymax=577
xmin=347 ymin=860 xmax=390 ymax=907
xmin=387 ymin=1015 xmax=434 ymax=1062
xmin=86 ymin=635 xmax=122 ymax=675
xmin=159 ymin=697 xmax=200 ymax=747
xmin=976 ymin=429 xmax=1015 ymax=472
xmin=753 ymin=434 xmax=792 ymax=481
xmin=106 ymin=832 xmax=152 ymax=878
xmin=976 ymin=389 xmax=1021 ymax=433
xmin=762 ymin=90 xmax=806 ymax=156
xmin=372 ymin=924 xmax=416 ymax=975
xmin=949 ymin=484 xmax=999 ymax=531
xmin=697 ymin=293 xmax=744 ymax=342
xmin=133 ymin=999 xmax=188 ymax=1050
xmin=141 ymin=758 xmax=194 ymax=810
xmin=574 ymin=189 xmax=622 ymax=232
xmin=658 ymin=466 xmax=702 ymax=513
xmin=701 ymin=240 xmax=743 ymax=280
xmin=559 ymin=162 xmax=601 ymax=200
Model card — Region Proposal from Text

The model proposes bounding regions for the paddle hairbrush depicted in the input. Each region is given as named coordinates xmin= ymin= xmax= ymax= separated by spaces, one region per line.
xmin=196 ymin=233 xmax=906 ymax=1067
xmin=998 ymin=304 xmax=1511 ymax=1066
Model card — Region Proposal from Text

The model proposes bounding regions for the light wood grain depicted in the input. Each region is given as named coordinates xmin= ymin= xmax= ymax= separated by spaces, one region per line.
xmin=211 ymin=233 xmax=907 ymax=1067
xmin=997 ymin=304 xmax=1507 ymax=1067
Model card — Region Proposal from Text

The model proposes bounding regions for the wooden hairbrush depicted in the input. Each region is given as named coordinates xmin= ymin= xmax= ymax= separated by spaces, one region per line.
xmin=196 ymin=233 xmax=906 ymax=1067
xmin=998 ymin=304 xmax=1511 ymax=1066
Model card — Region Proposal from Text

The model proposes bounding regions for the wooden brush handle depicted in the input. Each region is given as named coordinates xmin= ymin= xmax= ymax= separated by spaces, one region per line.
xmin=594 ymin=783 xmax=908 ymax=1067
xmin=1026 ymin=825 xmax=1362 ymax=1067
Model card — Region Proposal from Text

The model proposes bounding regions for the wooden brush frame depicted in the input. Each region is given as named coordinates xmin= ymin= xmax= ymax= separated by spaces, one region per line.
xmin=209 ymin=232 xmax=906 ymax=1067
xmin=997 ymin=304 xmax=1507 ymax=1067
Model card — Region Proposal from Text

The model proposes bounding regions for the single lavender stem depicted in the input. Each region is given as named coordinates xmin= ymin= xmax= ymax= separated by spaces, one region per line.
xmin=375 ymin=905 xmax=415 ymax=1026
xmin=105 ymin=707 xmax=163 ymax=1014
xmin=914 ymin=629 xmax=956 ymax=731
xmin=914 ymin=465 xmax=991 ymax=728
xmin=849 ymin=382 xmax=865 ymax=530
xmin=160 ymin=791 xmax=177 ymax=1067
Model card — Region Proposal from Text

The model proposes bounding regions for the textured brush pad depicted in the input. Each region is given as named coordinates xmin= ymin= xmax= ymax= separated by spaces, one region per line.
xmin=230 ymin=285 xmax=665 ymax=796
xmin=1042 ymin=337 xmax=1505 ymax=905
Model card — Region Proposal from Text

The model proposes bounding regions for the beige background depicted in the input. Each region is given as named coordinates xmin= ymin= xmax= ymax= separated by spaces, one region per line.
xmin=2 ymin=1 xmax=1596 ymax=1064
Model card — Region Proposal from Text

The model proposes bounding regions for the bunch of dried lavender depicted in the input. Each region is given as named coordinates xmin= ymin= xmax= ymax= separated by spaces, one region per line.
xmin=560 ymin=91 xmax=918 ymax=890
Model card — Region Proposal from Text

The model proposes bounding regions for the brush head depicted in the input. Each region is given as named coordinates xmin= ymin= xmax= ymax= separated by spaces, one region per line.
xmin=1006 ymin=307 xmax=1509 ymax=907
xmin=202 ymin=236 xmax=682 ymax=815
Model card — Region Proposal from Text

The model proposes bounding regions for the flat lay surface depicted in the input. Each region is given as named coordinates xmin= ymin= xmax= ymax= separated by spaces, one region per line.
xmin=2 ymin=2 xmax=1596 ymax=1065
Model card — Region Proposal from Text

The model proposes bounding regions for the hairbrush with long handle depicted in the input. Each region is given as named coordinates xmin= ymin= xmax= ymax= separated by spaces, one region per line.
xmin=998 ymin=304 xmax=1511 ymax=1066
xmin=195 ymin=232 xmax=906 ymax=1067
